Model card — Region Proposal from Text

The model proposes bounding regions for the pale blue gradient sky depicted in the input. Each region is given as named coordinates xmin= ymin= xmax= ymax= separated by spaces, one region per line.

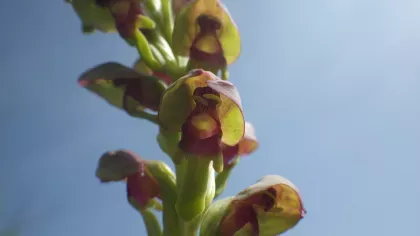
xmin=1 ymin=0 xmax=420 ymax=235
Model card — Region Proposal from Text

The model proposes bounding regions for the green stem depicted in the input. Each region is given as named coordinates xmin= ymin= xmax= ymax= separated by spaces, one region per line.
xmin=143 ymin=0 xmax=173 ymax=46
xmin=147 ymin=161 xmax=180 ymax=236
xmin=175 ymin=160 xmax=200 ymax=236
xmin=140 ymin=209 xmax=162 ymax=236
xmin=147 ymin=198 xmax=163 ymax=211
xmin=176 ymin=157 xmax=213 ymax=221
xmin=133 ymin=30 xmax=161 ymax=71
xmin=221 ymin=67 xmax=229 ymax=80
xmin=214 ymin=158 xmax=240 ymax=198
xmin=180 ymin=218 xmax=200 ymax=236
xmin=130 ymin=110 xmax=158 ymax=124
xmin=161 ymin=0 xmax=174 ymax=45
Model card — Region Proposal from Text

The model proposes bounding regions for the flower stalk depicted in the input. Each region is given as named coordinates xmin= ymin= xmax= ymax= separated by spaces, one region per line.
xmin=69 ymin=0 xmax=306 ymax=235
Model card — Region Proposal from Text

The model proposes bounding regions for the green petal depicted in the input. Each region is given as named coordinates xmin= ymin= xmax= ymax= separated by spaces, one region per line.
xmin=207 ymin=79 xmax=244 ymax=146
xmin=218 ymin=3 xmax=241 ymax=65
xmin=70 ymin=0 xmax=116 ymax=33
xmin=78 ymin=62 xmax=166 ymax=113
xmin=172 ymin=0 xmax=241 ymax=64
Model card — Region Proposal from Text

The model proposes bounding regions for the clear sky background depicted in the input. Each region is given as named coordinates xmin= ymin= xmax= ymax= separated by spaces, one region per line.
xmin=1 ymin=0 xmax=420 ymax=235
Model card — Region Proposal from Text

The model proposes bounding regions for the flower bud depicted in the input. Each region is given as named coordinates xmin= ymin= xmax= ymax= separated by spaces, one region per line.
xmin=95 ymin=150 xmax=161 ymax=210
xmin=78 ymin=62 xmax=167 ymax=115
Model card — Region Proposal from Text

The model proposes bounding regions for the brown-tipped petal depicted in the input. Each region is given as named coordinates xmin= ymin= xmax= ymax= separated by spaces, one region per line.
xmin=78 ymin=62 xmax=166 ymax=113
xmin=95 ymin=150 xmax=143 ymax=182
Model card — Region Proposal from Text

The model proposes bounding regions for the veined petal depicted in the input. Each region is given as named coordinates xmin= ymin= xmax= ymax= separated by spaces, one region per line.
xmin=78 ymin=62 xmax=166 ymax=112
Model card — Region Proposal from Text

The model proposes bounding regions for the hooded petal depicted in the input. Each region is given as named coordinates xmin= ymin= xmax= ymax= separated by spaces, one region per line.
xmin=70 ymin=0 xmax=117 ymax=33
xmin=78 ymin=62 xmax=166 ymax=113
xmin=158 ymin=69 xmax=244 ymax=145
xmin=172 ymin=0 xmax=241 ymax=65
xmin=218 ymin=175 xmax=305 ymax=235
xmin=95 ymin=150 xmax=142 ymax=182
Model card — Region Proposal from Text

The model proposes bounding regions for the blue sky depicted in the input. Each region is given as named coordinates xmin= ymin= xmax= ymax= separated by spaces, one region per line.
xmin=1 ymin=0 xmax=420 ymax=235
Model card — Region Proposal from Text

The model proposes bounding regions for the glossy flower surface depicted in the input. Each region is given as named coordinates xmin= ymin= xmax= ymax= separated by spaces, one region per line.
xmin=172 ymin=0 xmax=241 ymax=67
xmin=158 ymin=69 xmax=244 ymax=157
xmin=78 ymin=62 xmax=166 ymax=114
